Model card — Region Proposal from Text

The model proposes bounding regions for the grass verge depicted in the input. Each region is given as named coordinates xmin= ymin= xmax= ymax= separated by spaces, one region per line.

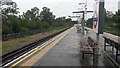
xmin=2 ymin=27 xmax=68 ymax=54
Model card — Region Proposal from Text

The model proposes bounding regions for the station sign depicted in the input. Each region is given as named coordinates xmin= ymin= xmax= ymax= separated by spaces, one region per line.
xmin=93 ymin=0 xmax=99 ymax=33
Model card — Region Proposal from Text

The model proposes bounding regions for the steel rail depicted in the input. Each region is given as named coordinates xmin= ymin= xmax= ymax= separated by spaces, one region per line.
xmin=1 ymin=27 xmax=70 ymax=66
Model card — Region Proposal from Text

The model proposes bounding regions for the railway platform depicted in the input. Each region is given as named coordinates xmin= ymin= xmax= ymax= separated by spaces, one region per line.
xmin=10 ymin=27 xmax=119 ymax=68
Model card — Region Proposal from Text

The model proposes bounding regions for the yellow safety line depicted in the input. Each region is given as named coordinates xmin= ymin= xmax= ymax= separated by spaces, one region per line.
xmin=9 ymin=27 xmax=72 ymax=68
xmin=9 ymin=49 xmax=38 ymax=68
xmin=10 ymin=36 xmax=61 ymax=68
xmin=10 ymin=36 xmax=62 ymax=68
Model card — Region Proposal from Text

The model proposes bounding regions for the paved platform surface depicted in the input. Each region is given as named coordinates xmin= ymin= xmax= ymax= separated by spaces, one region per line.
xmin=33 ymin=27 xmax=116 ymax=67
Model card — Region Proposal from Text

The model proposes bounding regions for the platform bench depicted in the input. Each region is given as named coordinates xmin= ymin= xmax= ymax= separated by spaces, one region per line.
xmin=80 ymin=37 xmax=98 ymax=59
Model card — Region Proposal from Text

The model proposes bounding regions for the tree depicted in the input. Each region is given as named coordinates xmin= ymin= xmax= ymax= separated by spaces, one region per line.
xmin=2 ymin=5 xmax=74 ymax=35
xmin=21 ymin=7 xmax=41 ymax=31
xmin=2 ymin=2 xmax=19 ymax=16
xmin=86 ymin=17 xmax=93 ymax=28
xmin=40 ymin=7 xmax=55 ymax=25
xmin=2 ymin=1 xmax=20 ymax=34
xmin=11 ymin=16 xmax=21 ymax=33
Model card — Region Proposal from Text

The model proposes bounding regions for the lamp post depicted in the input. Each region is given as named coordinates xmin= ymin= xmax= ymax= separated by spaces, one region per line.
xmin=78 ymin=2 xmax=85 ymax=35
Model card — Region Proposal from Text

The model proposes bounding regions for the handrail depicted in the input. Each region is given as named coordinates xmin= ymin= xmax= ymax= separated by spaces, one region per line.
xmin=85 ymin=27 xmax=120 ymax=44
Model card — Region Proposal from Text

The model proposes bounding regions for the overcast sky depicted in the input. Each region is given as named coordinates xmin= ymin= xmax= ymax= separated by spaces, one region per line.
xmin=12 ymin=0 xmax=119 ymax=20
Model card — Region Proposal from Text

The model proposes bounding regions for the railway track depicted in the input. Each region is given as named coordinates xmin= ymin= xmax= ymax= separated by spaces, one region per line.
xmin=2 ymin=28 xmax=69 ymax=66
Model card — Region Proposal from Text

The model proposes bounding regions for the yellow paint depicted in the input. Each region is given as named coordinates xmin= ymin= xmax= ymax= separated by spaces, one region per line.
xmin=9 ymin=49 xmax=38 ymax=68
xmin=9 ymin=27 xmax=73 ymax=68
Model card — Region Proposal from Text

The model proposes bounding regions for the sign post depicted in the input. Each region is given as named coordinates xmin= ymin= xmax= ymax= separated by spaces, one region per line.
xmin=93 ymin=0 xmax=104 ymax=34
xmin=93 ymin=0 xmax=99 ymax=33
xmin=93 ymin=0 xmax=105 ymax=55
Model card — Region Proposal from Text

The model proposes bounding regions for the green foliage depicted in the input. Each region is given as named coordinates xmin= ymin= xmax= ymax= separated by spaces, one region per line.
xmin=2 ymin=2 xmax=74 ymax=35
xmin=86 ymin=10 xmax=119 ymax=35
xmin=40 ymin=7 xmax=55 ymax=22
xmin=104 ymin=11 xmax=119 ymax=35
xmin=11 ymin=16 xmax=21 ymax=33
xmin=86 ymin=17 xmax=93 ymax=28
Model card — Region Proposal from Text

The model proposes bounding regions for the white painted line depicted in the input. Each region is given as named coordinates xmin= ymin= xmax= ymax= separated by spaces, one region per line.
xmin=4 ymin=28 xmax=70 ymax=67
xmin=4 ymin=38 xmax=53 ymax=67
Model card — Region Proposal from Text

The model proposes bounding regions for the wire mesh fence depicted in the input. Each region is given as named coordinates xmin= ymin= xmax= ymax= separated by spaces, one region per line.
xmin=2 ymin=30 xmax=41 ymax=41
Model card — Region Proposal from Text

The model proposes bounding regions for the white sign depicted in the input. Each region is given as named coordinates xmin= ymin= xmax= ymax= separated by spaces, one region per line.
xmin=93 ymin=0 xmax=99 ymax=33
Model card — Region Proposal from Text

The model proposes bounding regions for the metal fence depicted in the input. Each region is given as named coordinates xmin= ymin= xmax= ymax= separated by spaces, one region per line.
xmin=2 ymin=30 xmax=41 ymax=41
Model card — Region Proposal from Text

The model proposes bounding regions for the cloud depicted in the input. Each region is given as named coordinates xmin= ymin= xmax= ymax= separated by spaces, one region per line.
xmin=12 ymin=0 xmax=119 ymax=19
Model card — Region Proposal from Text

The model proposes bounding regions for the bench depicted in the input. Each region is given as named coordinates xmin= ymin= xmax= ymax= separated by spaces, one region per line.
xmin=80 ymin=37 xmax=98 ymax=59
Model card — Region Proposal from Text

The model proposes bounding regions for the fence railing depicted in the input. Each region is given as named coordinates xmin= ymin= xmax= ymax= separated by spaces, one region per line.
xmin=2 ymin=30 xmax=41 ymax=41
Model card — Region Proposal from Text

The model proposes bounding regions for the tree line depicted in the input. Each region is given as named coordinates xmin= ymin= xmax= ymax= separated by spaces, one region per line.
xmin=86 ymin=9 xmax=120 ymax=35
xmin=2 ymin=2 xmax=74 ymax=35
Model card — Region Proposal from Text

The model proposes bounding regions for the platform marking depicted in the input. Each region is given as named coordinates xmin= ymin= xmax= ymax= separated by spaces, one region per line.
xmin=9 ymin=27 xmax=73 ymax=68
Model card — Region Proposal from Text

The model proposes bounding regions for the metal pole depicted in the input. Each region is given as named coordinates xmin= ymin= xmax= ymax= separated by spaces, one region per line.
xmin=98 ymin=0 xmax=105 ymax=34
xmin=85 ymin=0 xmax=87 ymax=36
xmin=78 ymin=3 xmax=85 ymax=35
xmin=96 ymin=0 xmax=105 ymax=55
xmin=82 ymin=11 xmax=85 ymax=35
